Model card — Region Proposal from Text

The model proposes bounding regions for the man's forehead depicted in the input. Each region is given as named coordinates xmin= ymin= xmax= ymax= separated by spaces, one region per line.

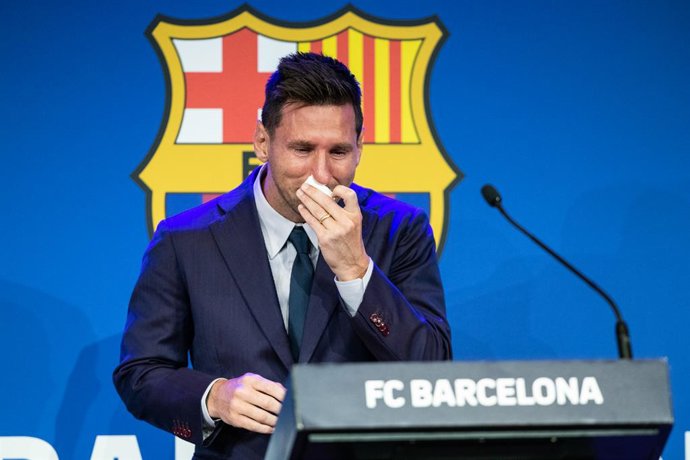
xmin=273 ymin=103 xmax=359 ymax=137
xmin=279 ymin=101 xmax=355 ymax=118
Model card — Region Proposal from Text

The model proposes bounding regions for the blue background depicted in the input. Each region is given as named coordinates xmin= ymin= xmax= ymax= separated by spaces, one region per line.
xmin=1 ymin=0 xmax=688 ymax=458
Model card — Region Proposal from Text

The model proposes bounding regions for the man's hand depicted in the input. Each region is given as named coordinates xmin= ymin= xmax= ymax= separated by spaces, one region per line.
xmin=296 ymin=183 xmax=369 ymax=281
xmin=207 ymin=373 xmax=286 ymax=434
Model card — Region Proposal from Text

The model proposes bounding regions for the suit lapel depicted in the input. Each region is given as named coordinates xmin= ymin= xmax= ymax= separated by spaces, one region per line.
xmin=299 ymin=255 xmax=338 ymax=362
xmin=209 ymin=180 xmax=293 ymax=371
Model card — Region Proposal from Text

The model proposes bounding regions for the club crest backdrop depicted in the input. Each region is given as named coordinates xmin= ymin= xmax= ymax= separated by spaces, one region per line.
xmin=1 ymin=1 xmax=689 ymax=459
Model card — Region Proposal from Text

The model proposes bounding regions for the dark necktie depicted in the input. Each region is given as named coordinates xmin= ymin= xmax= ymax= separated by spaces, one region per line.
xmin=287 ymin=226 xmax=314 ymax=361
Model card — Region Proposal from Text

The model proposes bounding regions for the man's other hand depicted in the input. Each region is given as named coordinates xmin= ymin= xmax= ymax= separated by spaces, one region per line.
xmin=207 ymin=373 xmax=286 ymax=434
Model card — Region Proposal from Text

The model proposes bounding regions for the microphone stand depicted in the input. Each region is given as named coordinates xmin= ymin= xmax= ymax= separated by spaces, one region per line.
xmin=482 ymin=185 xmax=633 ymax=359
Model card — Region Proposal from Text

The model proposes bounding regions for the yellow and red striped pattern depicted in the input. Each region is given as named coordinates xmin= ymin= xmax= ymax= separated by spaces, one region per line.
xmin=298 ymin=30 xmax=422 ymax=144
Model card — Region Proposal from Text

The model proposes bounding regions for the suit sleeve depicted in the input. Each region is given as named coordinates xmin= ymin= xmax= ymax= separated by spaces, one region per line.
xmin=351 ymin=208 xmax=452 ymax=361
xmin=112 ymin=220 xmax=218 ymax=446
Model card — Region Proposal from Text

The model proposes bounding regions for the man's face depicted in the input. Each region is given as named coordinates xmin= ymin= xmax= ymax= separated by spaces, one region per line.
xmin=254 ymin=103 xmax=363 ymax=222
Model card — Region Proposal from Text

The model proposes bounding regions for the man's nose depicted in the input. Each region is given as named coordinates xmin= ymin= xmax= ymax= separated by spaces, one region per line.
xmin=311 ymin=152 xmax=332 ymax=184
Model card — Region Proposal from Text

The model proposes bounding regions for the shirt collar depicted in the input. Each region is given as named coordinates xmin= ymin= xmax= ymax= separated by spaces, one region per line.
xmin=253 ymin=165 xmax=319 ymax=259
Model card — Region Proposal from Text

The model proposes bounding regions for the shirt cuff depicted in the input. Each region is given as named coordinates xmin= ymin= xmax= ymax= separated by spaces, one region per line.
xmin=335 ymin=258 xmax=374 ymax=316
xmin=201 ymin=378 xmax=224 ymax=437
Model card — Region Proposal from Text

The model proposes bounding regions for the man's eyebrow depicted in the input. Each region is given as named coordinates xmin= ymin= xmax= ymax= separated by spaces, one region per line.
xmin=330 ymin=143 xmax=354 ymax=151
xmin=287 ymin=140 xmax=315 ymax=149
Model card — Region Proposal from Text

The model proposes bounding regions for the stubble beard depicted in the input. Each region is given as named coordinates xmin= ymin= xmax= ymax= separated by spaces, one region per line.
xmin=263 ymin=168 xmax=305 ymax=223
xmin=279 ymin=188 xmax=305 ymax=223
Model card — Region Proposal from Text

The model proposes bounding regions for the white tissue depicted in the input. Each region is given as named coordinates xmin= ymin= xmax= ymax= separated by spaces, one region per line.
xmin=304 ymin=175 xmax=333 ymax=197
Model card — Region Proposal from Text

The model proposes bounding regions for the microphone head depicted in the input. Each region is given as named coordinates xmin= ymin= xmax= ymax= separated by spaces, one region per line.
xmin=481 ymin=184 xmax=502 ymax=207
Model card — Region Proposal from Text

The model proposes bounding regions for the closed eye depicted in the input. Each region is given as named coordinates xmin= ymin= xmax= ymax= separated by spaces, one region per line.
xmin=330 ymin=144 xmax=353 ymax=157
xmin=288 ymin=141 xmax=314 ymax=153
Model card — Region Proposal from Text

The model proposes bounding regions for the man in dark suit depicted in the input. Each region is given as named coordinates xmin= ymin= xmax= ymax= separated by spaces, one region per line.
xmin=114 ymin=52 xmax=451 ymax=459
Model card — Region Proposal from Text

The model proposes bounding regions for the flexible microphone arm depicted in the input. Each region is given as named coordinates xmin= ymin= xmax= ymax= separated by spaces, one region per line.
xmin=481 ymin=184 xmax=633 ymax=359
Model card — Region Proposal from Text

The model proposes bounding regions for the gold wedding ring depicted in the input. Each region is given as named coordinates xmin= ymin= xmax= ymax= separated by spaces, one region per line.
xmin=319 ymin=213 xmax=333 ymax=224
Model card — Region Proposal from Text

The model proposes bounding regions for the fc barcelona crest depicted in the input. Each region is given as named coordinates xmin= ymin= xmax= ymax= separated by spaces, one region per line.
xmin=134 ymin=6 xmax=462 ymax=253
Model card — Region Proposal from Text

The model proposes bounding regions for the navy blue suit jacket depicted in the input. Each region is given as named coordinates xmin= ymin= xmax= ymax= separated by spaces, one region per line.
xmin=114 ymin=169 xmax=451 ymax=459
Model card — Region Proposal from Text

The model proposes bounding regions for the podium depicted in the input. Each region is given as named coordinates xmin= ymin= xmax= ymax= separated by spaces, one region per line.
xmin=265 ymin=360 xmax=672 ymax=459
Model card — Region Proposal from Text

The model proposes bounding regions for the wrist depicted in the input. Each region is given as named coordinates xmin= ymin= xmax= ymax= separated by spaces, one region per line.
xmin=337 ymin=256 xmax=370 ymax=281
xmin=207 ymin=378 xmax=227 ymax=419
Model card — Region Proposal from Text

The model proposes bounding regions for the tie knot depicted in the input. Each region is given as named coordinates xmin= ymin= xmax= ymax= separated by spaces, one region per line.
xmin=288 ymin=226 xmax=311 ymax=255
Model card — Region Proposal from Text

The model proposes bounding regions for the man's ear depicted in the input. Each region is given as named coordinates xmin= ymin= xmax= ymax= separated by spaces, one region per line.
xmin=253 ymin=121 xmax=270 ymax=163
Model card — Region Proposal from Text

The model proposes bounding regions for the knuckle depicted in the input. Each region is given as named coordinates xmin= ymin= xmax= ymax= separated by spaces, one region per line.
xmin=256 ymin=411 xmax=271 ymax=424
xmin=259 ymin=393 xmax=272 ymax=407
xmin=228 ymin=397 xmax=243 ymax=411
xmin=258 ymin=424 xmax=272 ymax=434
xmin=227 ymin=413 xmax=240 ymax=426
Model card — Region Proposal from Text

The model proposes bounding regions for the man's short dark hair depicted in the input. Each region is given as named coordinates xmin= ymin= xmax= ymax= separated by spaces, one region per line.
xmin=261 ymin=52 xmax=363 ymax=137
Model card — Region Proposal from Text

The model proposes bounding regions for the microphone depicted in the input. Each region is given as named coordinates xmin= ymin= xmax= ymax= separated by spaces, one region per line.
xmin=481 ymin=184 xmax=633 ymax=359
